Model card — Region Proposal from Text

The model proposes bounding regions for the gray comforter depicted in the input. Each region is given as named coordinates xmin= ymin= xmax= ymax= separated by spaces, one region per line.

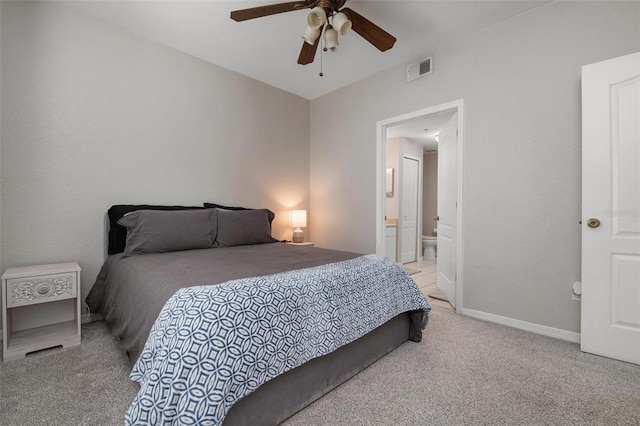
xmin=86 ymin=243 xmax=365 ymax=363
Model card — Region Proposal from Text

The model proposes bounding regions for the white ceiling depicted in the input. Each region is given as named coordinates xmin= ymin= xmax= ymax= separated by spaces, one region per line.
xmin=386 ymin=110 xmax=456 ymax=151
xmin=58 ymin=0 xmax=549 ymax=100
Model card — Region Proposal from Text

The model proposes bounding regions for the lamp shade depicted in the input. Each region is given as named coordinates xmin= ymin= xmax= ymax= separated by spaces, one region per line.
xmin=332 ymin=12 xmax=352 ymax=36
xmin=302 ymin=25 xmax=320 ymax=45
xmin=289 ymin=210 xmax=307 ymax=228
xmin=324 ymin=25 xmax=339 ymax=50
xmin=307 ymin=7 xmax=327 ymax=30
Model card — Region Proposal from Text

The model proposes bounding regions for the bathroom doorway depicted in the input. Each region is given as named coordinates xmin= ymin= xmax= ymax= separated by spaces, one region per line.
xmin=376 ymin=101 xmax=464 ymax=311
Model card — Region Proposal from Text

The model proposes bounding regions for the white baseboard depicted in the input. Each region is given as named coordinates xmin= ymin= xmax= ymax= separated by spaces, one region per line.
xmin=3 ymin=310 xmax=578 ymax=344
xmin=460 ymin=308 xmax=581 ymax=343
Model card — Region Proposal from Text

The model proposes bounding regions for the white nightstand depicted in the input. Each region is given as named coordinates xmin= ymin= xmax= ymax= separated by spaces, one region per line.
xmin=286 ymin=242 xmax=314 ymax=247
xmin=2 ymin=262 xmax=81 ymax=362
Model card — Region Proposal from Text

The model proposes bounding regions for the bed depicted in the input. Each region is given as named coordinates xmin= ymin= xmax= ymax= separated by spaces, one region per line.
xmin=86 ymin=204 xmax=431 ymax=425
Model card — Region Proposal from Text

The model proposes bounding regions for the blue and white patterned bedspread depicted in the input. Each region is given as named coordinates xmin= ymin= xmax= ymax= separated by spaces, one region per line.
xmin=126 ymin=254 xmax=430 ymax=425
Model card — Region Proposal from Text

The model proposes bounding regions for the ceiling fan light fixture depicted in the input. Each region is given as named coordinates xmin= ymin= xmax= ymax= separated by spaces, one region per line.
xmin=332 ymin=12 xmax=352 ymax=36
xmin=324 ymin=25 xmax=339 ymax=50
xmin=230 ymin=1 xmax=397 ymax=66
xmin=302 ymin=25 xmax=321 ymax=45
xmin=307 ymin=7 xmax=327 ymax=30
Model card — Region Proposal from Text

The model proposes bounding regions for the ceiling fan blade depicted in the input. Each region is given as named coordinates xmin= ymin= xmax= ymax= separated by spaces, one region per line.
xmin=341 ymin=7 xmax=396 ymax=52
xmin=231 ymin=1 xmax=311 ymax=22
xmin=297 ymin=38 xmax=320 ymax=65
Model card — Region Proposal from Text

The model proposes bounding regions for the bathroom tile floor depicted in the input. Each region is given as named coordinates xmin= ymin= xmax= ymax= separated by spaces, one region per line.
xmin=404 ymin=258 xmax=454 ymax=311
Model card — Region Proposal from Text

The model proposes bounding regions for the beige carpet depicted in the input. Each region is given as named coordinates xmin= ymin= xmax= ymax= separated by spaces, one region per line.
xmin=0 ymin=321 xmax=138 ymax=425
xmin=2 ymin=309 xmax=639 ymax=425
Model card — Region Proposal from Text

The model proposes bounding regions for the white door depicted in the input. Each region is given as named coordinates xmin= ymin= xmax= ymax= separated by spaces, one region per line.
xmin=437 ymin=113 xmax=458 ymax=307
xmin=581 ymin=52 xmax=640 ymax=365
xmin=401 ymin=157 xmax=419 ymax=263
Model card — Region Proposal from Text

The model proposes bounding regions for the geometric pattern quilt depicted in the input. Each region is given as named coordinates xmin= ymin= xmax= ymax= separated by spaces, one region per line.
xmin=126 ymin=254 xmax=431 ymax=425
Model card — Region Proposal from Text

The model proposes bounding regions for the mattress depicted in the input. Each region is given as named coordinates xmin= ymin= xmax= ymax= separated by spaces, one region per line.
xmin=87 ymin=243 xmax=365 ymax=363
xmin=86 ymin=242 xmax=430 ymax=425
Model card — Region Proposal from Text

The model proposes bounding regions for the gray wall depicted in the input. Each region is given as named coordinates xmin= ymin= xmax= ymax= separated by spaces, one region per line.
xmin=0 ymin=0 xmax=2 ymax=290
xmin=0 ymin=1 xmax=310 ymax=308
xmin=310 ymin=1 xmax=640 ymax=333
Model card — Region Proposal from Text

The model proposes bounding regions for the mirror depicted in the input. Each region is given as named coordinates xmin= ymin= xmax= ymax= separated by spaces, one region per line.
xmin=386 ymin=168 xmax=394 ymax=197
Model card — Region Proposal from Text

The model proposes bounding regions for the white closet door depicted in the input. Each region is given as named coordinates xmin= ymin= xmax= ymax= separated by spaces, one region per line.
xmin=401 ymin=157 xmax=419 ymax=264
xmin=581 ymin=52 xmax=640 ymax=365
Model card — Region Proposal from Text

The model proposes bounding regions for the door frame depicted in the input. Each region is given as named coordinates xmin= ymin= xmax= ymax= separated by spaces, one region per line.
xmin=376 ymin=100 xmax=465 ymax=312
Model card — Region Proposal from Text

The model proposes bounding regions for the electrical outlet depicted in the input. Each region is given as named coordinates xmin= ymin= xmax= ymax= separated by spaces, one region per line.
xmin=572 ymin=281 xmax=582 ymax=301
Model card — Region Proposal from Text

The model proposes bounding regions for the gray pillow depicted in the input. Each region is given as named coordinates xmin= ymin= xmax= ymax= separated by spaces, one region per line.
xmin=118 ymin=209 xmax=216 ymax=256
xmin=216 ymin=208 xmax=278 ymax=247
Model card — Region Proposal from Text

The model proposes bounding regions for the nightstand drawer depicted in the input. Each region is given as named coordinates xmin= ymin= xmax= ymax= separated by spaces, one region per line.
xmin=6 ymin=272 xmax=77 ymax=308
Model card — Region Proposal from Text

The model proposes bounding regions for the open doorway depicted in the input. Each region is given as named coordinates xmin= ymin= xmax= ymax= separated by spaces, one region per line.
xmin=376 ymin=100 xmax=464 ymax=312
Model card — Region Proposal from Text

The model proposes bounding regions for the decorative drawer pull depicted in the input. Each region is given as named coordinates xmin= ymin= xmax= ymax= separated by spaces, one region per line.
xmin=35 ymin=284 xmax=52 ymax=295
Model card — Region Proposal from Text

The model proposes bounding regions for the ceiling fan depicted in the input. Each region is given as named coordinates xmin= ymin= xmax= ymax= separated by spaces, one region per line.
xmin=230 ymin=0 xmax=396 ymax=66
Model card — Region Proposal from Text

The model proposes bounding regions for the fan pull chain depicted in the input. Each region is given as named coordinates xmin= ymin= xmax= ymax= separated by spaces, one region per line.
xmin=319 ymin=25 xmax=324 ymax=77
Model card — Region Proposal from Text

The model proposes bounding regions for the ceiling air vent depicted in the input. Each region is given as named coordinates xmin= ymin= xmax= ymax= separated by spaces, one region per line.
xmin=407 ymin=56 xmax=433 ymax=82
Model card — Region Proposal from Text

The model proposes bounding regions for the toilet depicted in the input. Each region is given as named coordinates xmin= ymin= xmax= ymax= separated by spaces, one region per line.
xmin=422 ymin=229 xmax=437 ymax=259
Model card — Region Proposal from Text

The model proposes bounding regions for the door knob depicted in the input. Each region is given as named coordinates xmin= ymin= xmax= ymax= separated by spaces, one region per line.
xmin=587 ymin=218 xmax=601 ymax=228
xmin=433 ymin=216 xmax=439 ymax=221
